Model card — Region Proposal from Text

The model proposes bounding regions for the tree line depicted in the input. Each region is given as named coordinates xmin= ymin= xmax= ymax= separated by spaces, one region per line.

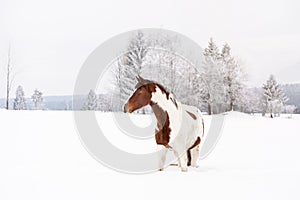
xmin=2 ymin=32 xmax=297 ymax=116
xmin=83 ymin=31 xmax=296 ymax=117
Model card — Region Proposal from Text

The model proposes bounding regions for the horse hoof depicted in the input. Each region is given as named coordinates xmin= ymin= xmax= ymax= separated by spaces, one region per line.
xmin=181 ymin=168 xmax=188 ymax=172
xmin=191 ymin=164 xmax=199 ymax=168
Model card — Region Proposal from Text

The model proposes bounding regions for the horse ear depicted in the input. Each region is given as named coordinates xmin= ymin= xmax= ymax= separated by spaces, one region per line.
xmin=139 ymin=75 xmax=145 ymax=82
xmin=136 ymin=76 xmax=141 ymax=82
xmin=136 ymin=75 xmax=145 ymax=83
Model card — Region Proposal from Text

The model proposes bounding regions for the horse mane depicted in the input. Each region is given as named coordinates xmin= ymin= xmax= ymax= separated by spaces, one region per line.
xmin=155 ymin=83 xmax=170 ymax=99
xmin=151 ymin=82 xmax=178 ymax=109
xmin=135 ymin=78 xmax=178 ymax=108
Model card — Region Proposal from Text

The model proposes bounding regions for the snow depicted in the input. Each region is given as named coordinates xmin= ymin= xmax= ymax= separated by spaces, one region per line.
xmin=0 ymin=110 xmax=299 ymax=199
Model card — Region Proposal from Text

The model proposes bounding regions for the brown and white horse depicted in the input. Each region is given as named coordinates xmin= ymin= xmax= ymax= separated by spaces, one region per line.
xmin=124 ymin=76 xmax=204 ymax=172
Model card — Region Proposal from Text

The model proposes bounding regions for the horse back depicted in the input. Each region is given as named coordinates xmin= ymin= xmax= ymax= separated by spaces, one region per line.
xmin=181 ymin=104 xmax=204 ymax=138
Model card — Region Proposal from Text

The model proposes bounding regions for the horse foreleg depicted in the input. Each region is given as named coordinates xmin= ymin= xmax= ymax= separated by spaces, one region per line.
xmin=172 ymin=146 xmax=188 ymax=172
xmin=178 ymin=158 xmax=182 ymax=168
xmin=157 ymin=146 xmax=168 ymax=171
xmin=179 ymin=152 xmax=188 ymax=172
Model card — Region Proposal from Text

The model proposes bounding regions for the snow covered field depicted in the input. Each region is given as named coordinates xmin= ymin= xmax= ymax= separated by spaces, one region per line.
xmin=0 ymin=110 xmax=299 ymax=200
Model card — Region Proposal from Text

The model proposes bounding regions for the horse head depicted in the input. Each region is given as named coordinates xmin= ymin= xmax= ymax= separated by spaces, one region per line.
xmin=124 ymin=76 xmax=156 ymax=113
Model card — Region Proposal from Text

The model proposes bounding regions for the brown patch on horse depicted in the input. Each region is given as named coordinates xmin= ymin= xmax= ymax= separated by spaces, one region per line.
xmin=186 ymin=111 xmax=197 ymax=120
xmin=202 ymin=119 xmax=205 ymax=137
xmin=187 ymin=150 xmax=192 ymax=166
xmin=187 ymin=137 xmax=201 ymax=166
xmin=188 ymin=137 xmax=201 ymax=150
xmin=150 ymin=101 xmax=171 ymax=146
xmin=170 ymin=97 xmax=178 ymax=109
xmin=156 ymin=84 xmax=170 ymax=99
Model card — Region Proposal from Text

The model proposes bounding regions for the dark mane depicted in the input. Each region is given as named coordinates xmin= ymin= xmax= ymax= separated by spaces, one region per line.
xmin=135 ymin=79 xmax=152 ymax=89
xmin=135 ymin=79 xmax=170 ymax=99
xmin=155 ymin=83 xmax=170 ymax=99
xmin=154 ymin=83 xmax=177 ymax=108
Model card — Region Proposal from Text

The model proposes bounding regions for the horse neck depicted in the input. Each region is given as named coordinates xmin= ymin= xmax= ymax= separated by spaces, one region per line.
xmin=150 ymin=86 xmax=179 ymax=120
xmin=150 ymin=103 xmax=168 ymax=131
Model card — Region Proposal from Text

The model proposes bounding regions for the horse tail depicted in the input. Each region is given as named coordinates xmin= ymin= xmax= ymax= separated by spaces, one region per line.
xmin=196 ymin=108 xmax=205 ymax=138
xmin=201 ymin=118 xmax=204 ymax=137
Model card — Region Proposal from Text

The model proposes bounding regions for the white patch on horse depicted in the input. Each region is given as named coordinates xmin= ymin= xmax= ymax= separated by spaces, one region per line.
xmin=151 ymin=85 xmax=205 ymax=171
xmin=151 ymin=86 xmax=182 ymax=143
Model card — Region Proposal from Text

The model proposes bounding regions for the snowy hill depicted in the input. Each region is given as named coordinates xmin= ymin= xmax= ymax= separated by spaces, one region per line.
xmin=0 ymin=111 xmax=299 ymax=200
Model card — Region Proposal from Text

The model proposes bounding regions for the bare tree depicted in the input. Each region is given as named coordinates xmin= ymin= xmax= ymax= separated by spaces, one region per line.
xmin=5 ymin=44 xmax=15 ymax=110
xmin=3 ymin=44 xmax=21 ymax=110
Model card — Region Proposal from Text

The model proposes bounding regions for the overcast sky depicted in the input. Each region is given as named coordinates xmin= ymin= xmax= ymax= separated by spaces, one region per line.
xmin=0 ymin=0 xmax=299 ymax=98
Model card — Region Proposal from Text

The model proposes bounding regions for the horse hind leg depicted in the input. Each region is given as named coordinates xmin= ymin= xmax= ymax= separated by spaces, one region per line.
xmin=190 ymin=144 xmax=200 ymax=168
xmin=187 ymin=136 xmax=201 ymax=168
xmin=187 ymin=149 xmax=191 ymax=166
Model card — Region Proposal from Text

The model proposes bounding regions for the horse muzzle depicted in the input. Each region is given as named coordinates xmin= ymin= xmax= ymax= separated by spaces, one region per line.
xmin=124 ymin=103 xmax=133 ymax=113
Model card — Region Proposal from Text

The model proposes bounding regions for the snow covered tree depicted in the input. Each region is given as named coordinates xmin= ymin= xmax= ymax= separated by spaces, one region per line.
xmin=127 ymin=31 xmax=150 ymax=73
xmin=31 ymin=89 xmax=43 ymax=110
xmin=221 ymin=43 xmax=245 ymax=111
xmin=97 ymin=94 xmax=112 ymax=112
xmin=284 ymin=105 xmax=297 ymax=118
xmin=82 ymin=89 xmax=98 ymax=110
xmin=114 ymin=31 xmax=150 ymax=112
xmin=239 ymin=88 xmax=262 ymax=114
xmin=262 ymin=75 xmax=288 ymax=118
xmin=190 ymin=71 xmax=204 ymax=108
xmin=112 ymin=58 xmax=126 ymax=111
xmin=204 ymin=38 xmax=220 ymax=61
xmin=245 ymin=88 xmax=262 ymax=114
xmin=110 ymin=35 xmax=247 ymax=114
xmin=200 ymin=38 xmax=225 ymax=115
xmin=13 ymin=85 xmax=27 ymax=110
xmin=150 ymin=34 xmax=180 ymax=94
xmin=269 ymin=100 xmax=284 ymax=117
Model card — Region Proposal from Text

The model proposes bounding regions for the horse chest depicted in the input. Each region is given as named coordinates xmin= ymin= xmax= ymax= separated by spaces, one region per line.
xmin=154 ymin=108 xmax=196 ymax=148
xmin=150 ymin=88 xmax=199 ymax=149
xmin=153 ymin=105 xmax=182 ymax=146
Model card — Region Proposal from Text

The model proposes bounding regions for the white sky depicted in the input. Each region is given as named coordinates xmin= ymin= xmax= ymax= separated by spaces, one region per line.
xmin=0 ymin=0 xmax=299 ymax=98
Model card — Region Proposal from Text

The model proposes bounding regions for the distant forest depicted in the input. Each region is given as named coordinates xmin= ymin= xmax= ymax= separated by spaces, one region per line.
xmin=1 ymin=83 xmax=299 ymax=113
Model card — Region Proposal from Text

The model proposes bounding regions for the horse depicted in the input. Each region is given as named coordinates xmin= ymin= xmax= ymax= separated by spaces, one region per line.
xmin=124 ymin=76 xmax=205 ymax=172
